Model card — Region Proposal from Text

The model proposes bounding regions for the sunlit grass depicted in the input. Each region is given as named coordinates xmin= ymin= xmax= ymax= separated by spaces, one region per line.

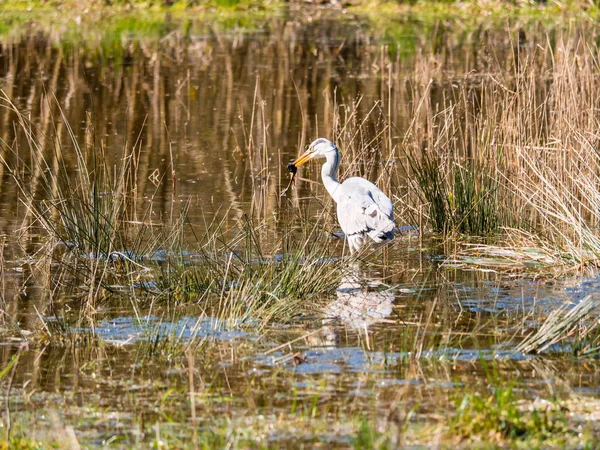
xmin=1 ymin=380 xmax=597 ymax=448
xmin=453 ymin=387 xmax=570 ymax=443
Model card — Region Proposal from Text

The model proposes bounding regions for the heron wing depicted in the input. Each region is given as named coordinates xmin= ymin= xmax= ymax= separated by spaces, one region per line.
xmin=369 ymin=184 xmax=394 ymax=221
xmin=336 ymin=178 xmax=395 ymax=240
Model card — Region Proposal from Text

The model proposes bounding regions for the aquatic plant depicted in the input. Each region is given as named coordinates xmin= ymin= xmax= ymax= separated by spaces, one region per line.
xmin=154 ymin=217 xmax=343 ymax=326
xmin=0 ymin=93 xmax=162 ymax=310
xmin=0 ymin=93 xmax=343 ymax=339
xmin=453 ymin=386 xmax=569 ymax=442
xmin=407 ymin=150 xmax=499 ymax=236
xmin=3 ymin=18 xmax=600 ymax=450
xmin=518 ymin=295 xmax=597 ymax=354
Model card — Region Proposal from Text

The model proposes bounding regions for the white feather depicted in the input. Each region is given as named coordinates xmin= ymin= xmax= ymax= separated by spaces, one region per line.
xmin=294 ymin=138 xmax=396 ymax=254
xmin=336 ymin=177 xmax=395 ymax=246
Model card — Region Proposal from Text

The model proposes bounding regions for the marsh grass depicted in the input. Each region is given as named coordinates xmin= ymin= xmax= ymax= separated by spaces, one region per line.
xmin=449 ymin=357 xmax=573 ymax=444
xmin=518 ymin=295 xmax=594 ymax=353
xmin=353 ymin=418 xmax=394 ymax=449
xmin=0 ymin=95 xmax=136 ymax=258
xmin=0 ymin=93 xmax=169 ymax=319
xmin=517 ymin=294 xmax=600 ymax=355
xmin=382 ymin=34 xmax=600 ymax=268
xmin=0 ymin=93 xmax=346 ymax=342
xmin=153 ymin=218 xmax=343 ymax=327
xmin=5 ymin=16 xmax=600 ymax=450
xmin=407 ymin=150 xmax=499 ymax=236
xmin=452 ymin=385 xmax=569 ymax=442
xmin=2 ymin=307 xmax=599 ymax=449
xmin=7 ymin=14 xmax=600 ymax=270
xmin=319 ymin=29 xmax=600 ymax=269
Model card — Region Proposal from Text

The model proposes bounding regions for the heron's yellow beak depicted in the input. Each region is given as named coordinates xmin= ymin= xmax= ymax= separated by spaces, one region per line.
xmin=292 ymin=147 xmax=316 ymax=167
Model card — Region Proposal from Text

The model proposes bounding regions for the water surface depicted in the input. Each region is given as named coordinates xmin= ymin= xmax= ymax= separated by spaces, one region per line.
xmin=1 ymin=11 xmax=600 ymax=447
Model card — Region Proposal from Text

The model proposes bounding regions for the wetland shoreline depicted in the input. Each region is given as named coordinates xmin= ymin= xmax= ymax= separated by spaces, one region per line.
xmin=2 ymin=4 xmax=600 ymax=449
xmin=3 ymin=0 xmax=600 ymax=32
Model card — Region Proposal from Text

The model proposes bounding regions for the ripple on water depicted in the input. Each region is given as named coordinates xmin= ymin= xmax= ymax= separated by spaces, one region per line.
xmin=74 ymin=316 xmax=257 ymax=345
xmin=254 ymin=346 xmax=534 ymax=377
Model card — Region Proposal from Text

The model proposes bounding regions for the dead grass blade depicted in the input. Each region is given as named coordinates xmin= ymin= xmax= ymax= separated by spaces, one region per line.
xmin=518 ymin=295 xmax=598 ymax=354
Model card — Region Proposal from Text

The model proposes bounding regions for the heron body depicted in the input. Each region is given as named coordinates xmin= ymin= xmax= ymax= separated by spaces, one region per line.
xmin=292 ymin=138 xmax=395 ymax=254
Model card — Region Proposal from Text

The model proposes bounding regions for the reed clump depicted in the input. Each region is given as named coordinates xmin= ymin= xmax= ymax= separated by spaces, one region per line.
xmin=392 ymin=36 xmax=600 ymax=266
xmin=407 ymin=150 xmax=499 ymax=235
xmin=0 ymin=93 xmax=162 ymax=309
xmin=154 ymin=219 xmax=342 ymax=325
xmin=0 ymin=96 xmax=141 ymax=259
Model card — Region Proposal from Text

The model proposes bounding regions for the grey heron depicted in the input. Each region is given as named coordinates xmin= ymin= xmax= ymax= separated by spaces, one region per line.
xmin=290 ymin=138 xmax=395 ymax=254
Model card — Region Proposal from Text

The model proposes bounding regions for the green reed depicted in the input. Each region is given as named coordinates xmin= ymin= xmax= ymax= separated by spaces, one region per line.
xmin=154 ymin=218 xmax=342 ymax=327
xmin=407 ymin=150 xmax=499 ymax=236
xmin=0 ymin=94 xmax=145 ymax=258
xmin=452 ymin=385 xmax=569 ymax=443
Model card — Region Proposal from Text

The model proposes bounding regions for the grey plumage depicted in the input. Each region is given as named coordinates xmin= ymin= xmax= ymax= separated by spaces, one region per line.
xmin=292 ymin=138 xmax=395 ymax=254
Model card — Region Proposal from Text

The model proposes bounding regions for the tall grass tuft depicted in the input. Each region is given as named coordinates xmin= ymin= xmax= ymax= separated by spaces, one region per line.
xmin=407 ymin=150 xmax=499 ymax=235
xmin=0 ymin=96 xmax=150 ymax=312
xmin=0 ymin=94 xmax=142 ymax=259
xmin=517 ymin=295 xmax=598 ymax=354
xmin=156 ymin=218 xmax=342 ymax=326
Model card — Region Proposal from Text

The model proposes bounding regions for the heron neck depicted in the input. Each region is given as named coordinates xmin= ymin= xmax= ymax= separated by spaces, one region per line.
xmin=321 ymin=149 xmax=341 ymax=202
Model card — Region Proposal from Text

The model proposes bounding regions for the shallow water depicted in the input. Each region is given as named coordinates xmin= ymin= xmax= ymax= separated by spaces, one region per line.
xmin=1 ymin=237 xmax=595 ymax=445
xmin=1 ymin=10 xmax=600 ymax=447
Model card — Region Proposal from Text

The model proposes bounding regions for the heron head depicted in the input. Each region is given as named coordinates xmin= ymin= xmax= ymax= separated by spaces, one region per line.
xmin=292 ymin=138 xmax=337 ymax=167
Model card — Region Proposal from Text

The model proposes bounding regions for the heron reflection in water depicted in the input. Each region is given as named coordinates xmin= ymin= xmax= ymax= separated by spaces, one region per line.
xmin=306 ymin=270 xmax=395 ymax=347
xmin=326 ymin=273 xmax=394 ymax=328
